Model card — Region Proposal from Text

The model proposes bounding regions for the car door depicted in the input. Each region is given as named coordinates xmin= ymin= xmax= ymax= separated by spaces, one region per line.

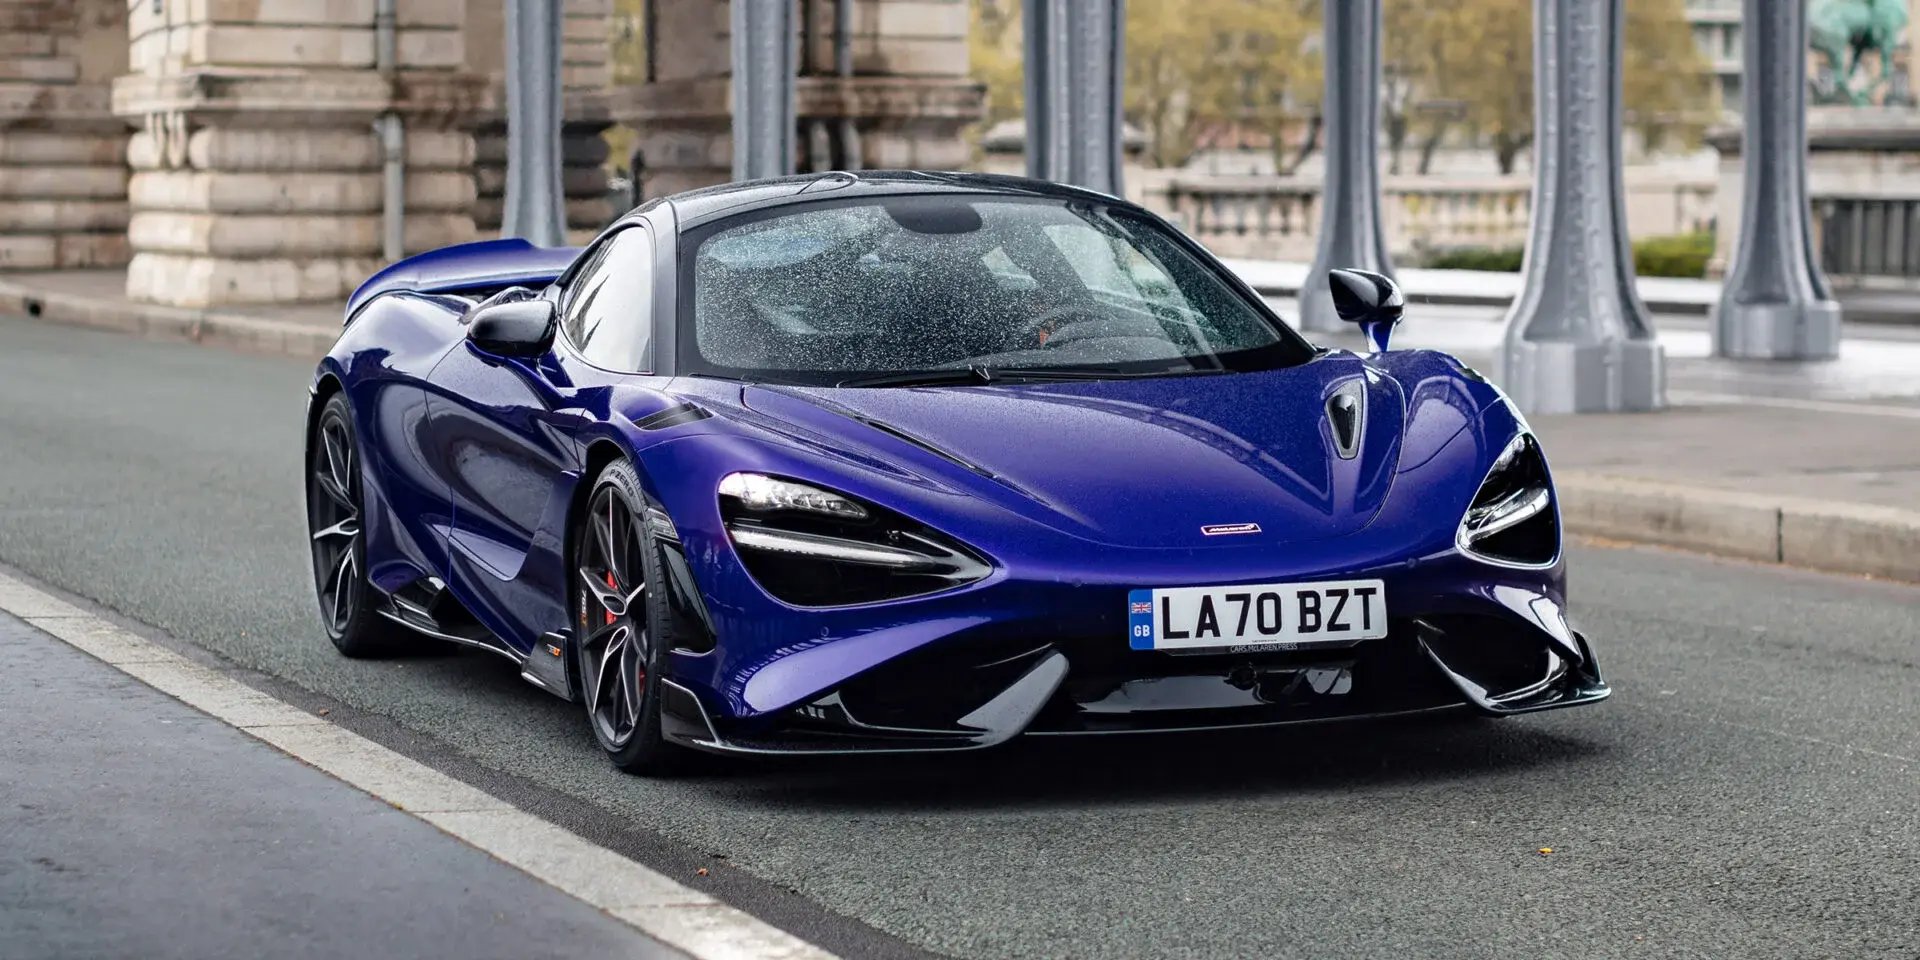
xmin=423 ymin=225 xmax=658 ymax=653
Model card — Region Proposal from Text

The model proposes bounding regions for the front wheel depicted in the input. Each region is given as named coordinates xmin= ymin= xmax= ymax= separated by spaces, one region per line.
xmin=572 ymin=459 xmax=690 ymax=776
xmin=307 ymin=392 xmax=410 ymax=657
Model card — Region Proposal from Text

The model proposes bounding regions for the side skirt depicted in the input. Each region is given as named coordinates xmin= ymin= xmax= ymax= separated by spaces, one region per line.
xmin=374 ymin=577 xmax=520 ymax=664
xmin=375 ymin=579 xmax=580 ymax=702
xmin=520 ymin=630 xmax=578 ymax=701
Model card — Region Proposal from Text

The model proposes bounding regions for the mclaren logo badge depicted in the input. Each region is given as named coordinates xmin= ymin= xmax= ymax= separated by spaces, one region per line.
xmin=1201 ymin=522 xmax=1261 ymax=536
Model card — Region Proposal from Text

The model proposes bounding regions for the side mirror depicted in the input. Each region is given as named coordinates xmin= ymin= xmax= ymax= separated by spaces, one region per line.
xmin=1327 ymin=268 xmax=1404 ymax=353
xmin=467 ymin=299 xmax=556 ymax=358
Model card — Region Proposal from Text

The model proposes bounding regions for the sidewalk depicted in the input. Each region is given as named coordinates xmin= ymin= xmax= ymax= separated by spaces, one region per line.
xmin=0 ymin=610 xmax=684 ymax=960
xmin=0 ymin=269 xmax=341 ymax=358
xmin=2 ymin=267 xmax=1915 ymax=583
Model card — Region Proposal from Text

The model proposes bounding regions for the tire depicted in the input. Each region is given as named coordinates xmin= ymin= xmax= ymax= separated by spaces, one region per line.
xmin=571 ymin=458 xmax=692 ymax=776
xmin=307 ymin=392 xmax=411 ymax=658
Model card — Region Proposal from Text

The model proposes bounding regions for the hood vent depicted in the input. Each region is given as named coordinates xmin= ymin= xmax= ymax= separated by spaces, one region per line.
xmin=633 ymin=402 xmax=711 ymax=431
xmin=858 ymin=416 xmax=998 ymax=480
xmin=1326 ymin=380 xmax=1366 ymax=460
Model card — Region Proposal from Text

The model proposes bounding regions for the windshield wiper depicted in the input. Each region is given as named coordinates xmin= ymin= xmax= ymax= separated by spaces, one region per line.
xmin=836 ymin=364 xmax=1226 ymax=388
xmin=836 ymin=365 xmax=1000 ymax=388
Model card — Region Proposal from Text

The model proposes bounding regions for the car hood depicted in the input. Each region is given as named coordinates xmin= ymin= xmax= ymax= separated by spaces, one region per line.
xmin=738 ymin=354 xmax=1408 ymax=550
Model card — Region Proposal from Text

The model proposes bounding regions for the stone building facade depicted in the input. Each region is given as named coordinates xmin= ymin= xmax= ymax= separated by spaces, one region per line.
xmin=0 ymin=0 xmax=982 ymax=307
xmin=612 ymin=0 xmax=982 ymax=200
xmin=0 ymin=0 xmax=130 ymax=271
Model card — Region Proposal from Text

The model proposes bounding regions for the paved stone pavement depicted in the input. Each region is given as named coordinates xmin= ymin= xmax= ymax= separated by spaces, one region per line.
xmin=0 ymin=612 xmax=683 ymax=960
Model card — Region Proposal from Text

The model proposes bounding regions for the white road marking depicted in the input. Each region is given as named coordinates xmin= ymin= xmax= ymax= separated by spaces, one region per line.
xmin=1667 ymin=390 xmax=1920 ymax=420
xmin=0 ymin=569 xmax=836 ymax=960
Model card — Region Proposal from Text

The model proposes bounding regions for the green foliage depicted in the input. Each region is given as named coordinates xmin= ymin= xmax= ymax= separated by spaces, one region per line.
xmin=1632 ymin=232 xmax=1715 ymax=279
xmin=971 ymin=0 xmax=1026 ymax=127
xmin=971 ymin=0 xmax=1322 ymax=169
xmin=1420 ymin=233 xmax=1715 ymax=278
xmin=1423 ymin=245 xmax=1526 ymax=272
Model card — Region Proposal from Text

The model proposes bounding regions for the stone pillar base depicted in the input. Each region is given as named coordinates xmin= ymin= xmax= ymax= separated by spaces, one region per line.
xmin=1497 ymin=338 xmax=1666 ymax=415
xmin=1711 ymin=299 xmax=1843 ymax=360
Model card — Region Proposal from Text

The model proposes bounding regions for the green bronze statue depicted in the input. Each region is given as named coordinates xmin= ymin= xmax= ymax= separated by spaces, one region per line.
xmin=1810 ymin=0 xmax=1912 ymax=105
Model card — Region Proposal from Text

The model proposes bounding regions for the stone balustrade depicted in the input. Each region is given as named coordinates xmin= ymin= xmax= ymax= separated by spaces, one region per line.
xmin=1148 ymin=175 xmax=1719 ymax=263
xmin=1812 ymin=192 xmax=1920 ymax=289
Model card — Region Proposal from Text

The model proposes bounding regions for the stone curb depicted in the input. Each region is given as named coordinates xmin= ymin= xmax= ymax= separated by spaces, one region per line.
xmin=1556 ymin=472 xmax=1920 ymax=584
xmin=0 ymin=276 xmax=338 ymax=360
xmin=4 ymin=275 xmax=1913 ymax=584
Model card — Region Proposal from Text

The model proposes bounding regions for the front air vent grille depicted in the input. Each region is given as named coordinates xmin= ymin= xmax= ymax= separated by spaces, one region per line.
xmin=1326 ymin=380 xmax=1366 ymax=460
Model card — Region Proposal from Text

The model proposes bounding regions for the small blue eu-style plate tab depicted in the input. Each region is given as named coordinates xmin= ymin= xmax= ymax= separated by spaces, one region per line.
xmin=1127 ymin=589 xmax=1155 ymax=650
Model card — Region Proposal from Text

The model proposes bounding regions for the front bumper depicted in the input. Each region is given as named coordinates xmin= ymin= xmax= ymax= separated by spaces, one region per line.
xmin=659 ymin=608 xmax=1610 ymax=755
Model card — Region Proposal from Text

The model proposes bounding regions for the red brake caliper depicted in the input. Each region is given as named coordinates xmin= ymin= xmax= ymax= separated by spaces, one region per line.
xmin=606 ymin=570 xmax=643 ymax=684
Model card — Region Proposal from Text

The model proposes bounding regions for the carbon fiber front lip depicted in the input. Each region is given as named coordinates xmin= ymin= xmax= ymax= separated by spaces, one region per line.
xmin=659 ymin=650 xmax=1069 ymax=755
xmin=1415 ymin=621 xmax=1611 ymax=716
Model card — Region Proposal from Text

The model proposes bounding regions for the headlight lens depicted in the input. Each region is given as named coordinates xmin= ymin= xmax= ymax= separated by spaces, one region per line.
xmin=1456 ymin=434 xmax=1559 ymax=566
xmin=718 ymin=472 xmax=990 ymax=606
xmin=718 ymin=472 xmax=870 ymax=521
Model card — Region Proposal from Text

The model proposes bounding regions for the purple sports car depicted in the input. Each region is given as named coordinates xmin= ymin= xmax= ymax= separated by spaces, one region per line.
xmin=305 ymin=171 xmax=1607 ymax=775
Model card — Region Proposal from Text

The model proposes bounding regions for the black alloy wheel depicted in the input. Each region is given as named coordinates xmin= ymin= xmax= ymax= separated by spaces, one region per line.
xmin=572 ymin=459 xmax=687 ymax=775
xmin=307 ymin=392 xmax=407 ymax=657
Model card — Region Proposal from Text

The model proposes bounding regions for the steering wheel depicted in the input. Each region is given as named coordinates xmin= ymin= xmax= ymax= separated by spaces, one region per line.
xmin=1013 ymin=303 xmax=1107 ymax=348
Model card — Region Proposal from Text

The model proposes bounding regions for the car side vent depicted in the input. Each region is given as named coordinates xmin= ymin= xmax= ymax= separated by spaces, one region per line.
xmin=633 ymin=402 xmax=712 ymax=431
xmin=1326 ymin=380 xmax=1366 ymax=460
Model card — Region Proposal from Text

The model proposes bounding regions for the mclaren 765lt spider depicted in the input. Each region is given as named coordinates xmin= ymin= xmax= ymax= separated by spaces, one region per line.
xmin=305 ymin=171 xmax=1608 ymax=774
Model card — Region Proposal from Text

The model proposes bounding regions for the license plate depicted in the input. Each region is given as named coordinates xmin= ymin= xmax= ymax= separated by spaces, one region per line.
xmin=1127 ymin=579 xmax=1388 ymax=651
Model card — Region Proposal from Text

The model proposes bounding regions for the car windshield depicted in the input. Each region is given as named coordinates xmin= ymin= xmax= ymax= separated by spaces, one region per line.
xmin=680 ymin=195 xmax=1314 ymax=386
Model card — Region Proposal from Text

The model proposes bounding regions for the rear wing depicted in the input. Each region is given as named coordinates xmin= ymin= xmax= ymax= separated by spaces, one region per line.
xmin=345 ymin=238 xmax=582 ymax=324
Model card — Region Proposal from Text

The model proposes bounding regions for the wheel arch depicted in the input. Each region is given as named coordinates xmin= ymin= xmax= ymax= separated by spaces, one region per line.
xmin=561 ymin=438 xmax=639 ymax=624
xmin=303 ymin=373 xmax=348 ymax=517
xmin=306 ymin=372 xmax=346 ymax=441
xmin=565 ymin=436 xmax=719 ymax=666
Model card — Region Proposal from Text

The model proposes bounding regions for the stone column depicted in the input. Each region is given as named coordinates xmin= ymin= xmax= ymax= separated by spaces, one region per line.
xmin=1497 ymin=0 xmax=1664 ymax=414
xmin=1299 ymin=0 xmax=1393 ymax=333
xmin=1712 ymin=0 xmax=1841 ymax=360
xmin=613 ymin=0 xmax=982 ymax=201
xmin=0 ymin=0 xmax=128 ymax=270
xmin=114 ymin=0 xmax=491 ymax=307
xmin=472 ymin=0 xmax=614 ymax=244
xmin=1023 ymin=0 xmax=1124 ymax=194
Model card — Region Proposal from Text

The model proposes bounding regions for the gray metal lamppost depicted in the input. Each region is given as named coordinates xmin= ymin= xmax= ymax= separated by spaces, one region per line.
xmin=502 ymin=0 xmax=567 ymax=246
xmin=732 ymin=0 xmax=797 ymax=181
xmin=1712 ymin=0 xmax=1841 ymax=360
xmin=1300 ymin=0 xmax=1393 ymax=333
xmin=1024 ymin=0 xmax=1126 ymax=195
xmin=1497 ymin=0 xmax=1664 ymax=413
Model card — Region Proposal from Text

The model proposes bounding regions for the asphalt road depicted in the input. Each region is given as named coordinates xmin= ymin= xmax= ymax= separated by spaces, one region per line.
xmin=2 ymin=314 xmax=1917 ymax=960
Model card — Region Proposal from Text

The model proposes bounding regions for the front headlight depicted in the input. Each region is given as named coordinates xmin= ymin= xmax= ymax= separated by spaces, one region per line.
xmin=1456 ymin=434 xmax=1559 ymax=566
xmin=718 ymin=472 xmax=990 ymax=606
xmin=718 ymin=473 xmax=870 ymax=521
